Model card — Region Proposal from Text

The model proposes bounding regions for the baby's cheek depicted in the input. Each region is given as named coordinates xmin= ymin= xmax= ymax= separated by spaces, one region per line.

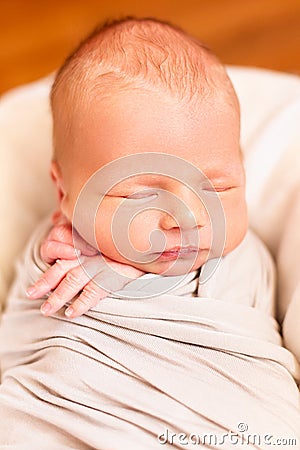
xmin=127 ymin=210 xmax=160 ymax=253
xmin=93 ymin=204 xmax=159 ymax=262
xmin=222 ymin=192 xmax=248 ymax=254
xmin=60 ymin=194 xmax=74 ymax=224
xmin=94 ymin=203 xmax=119 ymax=257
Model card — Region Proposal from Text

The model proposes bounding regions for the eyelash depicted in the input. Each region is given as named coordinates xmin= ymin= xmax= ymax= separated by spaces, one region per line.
xmin=109 ymin=190 xmax=159 ymax=201
xmin=126 ymin=191 xmax=158 ymax=200
xmin=203 ymin=186 xmax=233 ymax=193
xmin=107 ymin=186 xmax=233 ymax=200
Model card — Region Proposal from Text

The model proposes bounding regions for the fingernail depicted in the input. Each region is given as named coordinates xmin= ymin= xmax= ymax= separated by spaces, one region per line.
xmin=41 ymin=302 xmax=51 ymax=315
xmin=65 ymin=307 xmax=74 ymax=317
xmin=26 ymin=286 xmax=37 ymax=297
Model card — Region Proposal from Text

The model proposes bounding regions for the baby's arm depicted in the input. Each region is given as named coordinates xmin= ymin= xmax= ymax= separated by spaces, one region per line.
xmin=26 ymin=211 xmax=144 ymax=318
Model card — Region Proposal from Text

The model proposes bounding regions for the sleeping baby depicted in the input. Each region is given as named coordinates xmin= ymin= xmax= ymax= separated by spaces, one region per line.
xmin=0 ymin=17 xmax=299 ymax=450
xmin=27 ymin=17 xmax=264 ymax=319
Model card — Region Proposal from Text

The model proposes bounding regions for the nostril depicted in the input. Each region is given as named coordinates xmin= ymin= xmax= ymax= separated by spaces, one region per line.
xmin=160 ymin=208 xmax=202 ymax=231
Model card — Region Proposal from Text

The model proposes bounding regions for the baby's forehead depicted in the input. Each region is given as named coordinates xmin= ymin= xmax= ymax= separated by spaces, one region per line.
xmin=56 ymin=82 xmax=241 ymax=178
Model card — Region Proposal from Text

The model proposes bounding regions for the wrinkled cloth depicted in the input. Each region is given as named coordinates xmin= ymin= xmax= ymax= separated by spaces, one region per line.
xmin=0 ymin=221 xmax=299 ymax=450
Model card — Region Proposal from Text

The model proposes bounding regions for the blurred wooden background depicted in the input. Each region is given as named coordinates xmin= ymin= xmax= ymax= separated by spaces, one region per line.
xmin=1 ymin=0 xmax=300 ymax=95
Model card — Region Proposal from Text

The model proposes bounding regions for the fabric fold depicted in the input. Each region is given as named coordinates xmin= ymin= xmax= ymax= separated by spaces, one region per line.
xmin=0 ymin=220 xmax=299 ymax=449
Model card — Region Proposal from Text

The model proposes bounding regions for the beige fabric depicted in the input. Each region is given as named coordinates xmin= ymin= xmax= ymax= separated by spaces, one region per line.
xmin=0 ymin=219 xmax=299 ymax=450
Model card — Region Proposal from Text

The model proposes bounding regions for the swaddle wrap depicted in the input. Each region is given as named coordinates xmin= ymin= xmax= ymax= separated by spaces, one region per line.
xmin=0 ymin=220 xmax=299 ymax=450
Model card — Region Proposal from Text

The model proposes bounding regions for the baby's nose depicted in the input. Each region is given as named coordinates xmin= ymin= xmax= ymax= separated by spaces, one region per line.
xmin=159 ymin=184 xmax=208 ymax=230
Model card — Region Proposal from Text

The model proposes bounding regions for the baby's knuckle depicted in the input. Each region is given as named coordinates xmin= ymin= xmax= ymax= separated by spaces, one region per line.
xmin=37 ymin=277 xmax=51 ymax=290
xmin=54 ymin=259 xmax=69 ymax=274
xmin=48 ymin=291 xmax=60 ymax=306
xmin=64 ymin=271 xmax=79 ymax=289
xmin=81 ymin=283 xmax=99 ymax=299
xmin=76 ymin=295 xmax=93 ymax=309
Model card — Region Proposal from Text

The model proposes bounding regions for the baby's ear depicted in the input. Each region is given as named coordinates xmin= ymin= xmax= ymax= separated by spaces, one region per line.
xmin=50 ymin=160 xmax=65 ymax=203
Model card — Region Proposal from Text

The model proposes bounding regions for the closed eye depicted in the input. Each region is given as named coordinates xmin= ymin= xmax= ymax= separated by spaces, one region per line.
xmin=202 ymin=184 xmax=234 ymax=193
xmin=105 ymin=189 xmax=159 ymax=201
xmin=126 ymin=190 xmax=158 ymax=200
xmin=208 ymin=186 xmax=233 ymax=192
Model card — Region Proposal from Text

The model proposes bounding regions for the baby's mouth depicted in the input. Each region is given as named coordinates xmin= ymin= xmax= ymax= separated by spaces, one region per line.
xmin=152 ymin=245 xmax=200 ymax=261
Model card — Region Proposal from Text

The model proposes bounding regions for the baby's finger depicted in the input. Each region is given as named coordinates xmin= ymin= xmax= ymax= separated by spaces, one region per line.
xmin=47 ymin=225 xmax=98 ymax=257
xmin=26 ymin=259 xmax=79 ymax=298
xmin=41 ymin=240 xmax=81 ymax=264
xmin=63 ymin=265 xmax=142 ymax=319
xmin=65 ymin=281 xmax=109 ymax=318
xmin=40 ymin=265 xmax=91 ymax=316
xmin=47 ymin=224 xmax=73 ymax=247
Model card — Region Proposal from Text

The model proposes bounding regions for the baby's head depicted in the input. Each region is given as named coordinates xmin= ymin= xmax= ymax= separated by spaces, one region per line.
xmin=50 ymin=17 xmax=247 ymax=276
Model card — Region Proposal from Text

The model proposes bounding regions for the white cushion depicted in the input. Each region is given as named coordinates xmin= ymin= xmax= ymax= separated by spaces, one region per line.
xmin=0 ymin=67 xmax=299 ymax=358
xmin=0 ymin=76 xmax=55 ymax=309
xmin=227 ymin=67 xmax=300 ymax=255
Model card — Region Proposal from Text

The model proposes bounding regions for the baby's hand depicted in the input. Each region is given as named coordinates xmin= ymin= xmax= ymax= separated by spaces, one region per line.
xmin=40 ymin=210 xmax=98 ymax=264
xmin=26 ymin=211 xmax=144 ymax=318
